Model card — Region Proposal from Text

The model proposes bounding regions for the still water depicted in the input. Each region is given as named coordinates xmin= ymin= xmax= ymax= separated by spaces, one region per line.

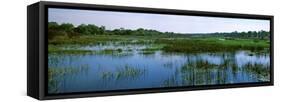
xmin=48 ymin=44 xmax=270 ymax=94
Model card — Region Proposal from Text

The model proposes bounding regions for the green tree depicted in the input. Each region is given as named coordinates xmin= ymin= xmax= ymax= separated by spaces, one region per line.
xmin=59 ymin=23 xmax=74 ymax=32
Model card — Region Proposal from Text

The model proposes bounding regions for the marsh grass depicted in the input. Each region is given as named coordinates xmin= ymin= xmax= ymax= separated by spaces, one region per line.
xmin=49 ymin=35 xmax=122 ymax=45
xmin=139 ymin=51 xmax=156 ymax=55
xmin=49 ymin=44 xmax=129 ymax=55
xmin=48 ymin=64 xmax=90 ymax=93
xmin=49 ymin=35 xmax=269 ymax=54
xmin=243 ymin=63 xmax=270 ymax=81
xmin=156 ymin=38 xmax=269 ymax=53
xmin=162 ymin=76 xmax=178 ymax=87
xmin=138 ymin=44 xmax=165 ymax=55
xmin=179 ymin=58 xmax=270 ymax=85
xmin=50 ymin=49 xmax=93 ymax=55
xmin=182 ymin=59 xmax=218 ymax=71
xmin=101 ymin=64 xmax=146 ymax=80
xmin=99 ymin=48 xmax=122 ymax=54
xmin=47 ymin=32 xmax=270 ymax=93
xmin=48 ymin=44 xmax=94 ymax=55
xmin=141 ymin=45 xmax=164 ymax=51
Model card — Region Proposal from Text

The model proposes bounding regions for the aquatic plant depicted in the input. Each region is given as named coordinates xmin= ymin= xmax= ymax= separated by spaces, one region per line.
xmin=243 ymin=63 xmax=270 ymax=81
xmin=162 ymin=76 xmax=178 ymax=87
xmin=139 ymin=51 xmax=155 ymax=55
xmin=48 ymin=64 xmax=90 ymax=93
xmin=48 ymin=45 xmax=94 ymax=55
xmin=181 ymin=59 xmax=218 ymax=72
xmin=156 ymin=38 xmax=269 ymax=53
xmin=101 ymin=64 xmax=146 ymax=80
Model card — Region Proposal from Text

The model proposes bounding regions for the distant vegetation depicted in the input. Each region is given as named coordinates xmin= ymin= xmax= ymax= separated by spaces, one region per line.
xmin=48 ymin=22 xmax=270 ymax=53
xmin=48 ymin=22 xmax=270 ymax=40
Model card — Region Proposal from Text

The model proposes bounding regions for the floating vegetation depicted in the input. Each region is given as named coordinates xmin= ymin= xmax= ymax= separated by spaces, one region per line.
xmin=98 ymin=48 xmax=123 ymax=54
xmin=245 ymin=50 xmax=269 ymax=56
xmin=49 ymin=44 xmax=135 ymax=56
xmin=138 ymin=45 xmax=164 ymax=55
xmin=141 ymin=46 xmax=162 ymax=52
xmin=50 ymin=49 xmax=94 ymax=55
xmin=48 ymin=44 xmax=94 ymax=55
xmin=139 ymin=51 xmax=155 ymax=55
xmin=95 ymin=49 xmax=134 ymax=57
xmin=181 ymin=59 xmax=218 ymax=71
xmin=49 ymin=35 xmax=121 ymax=45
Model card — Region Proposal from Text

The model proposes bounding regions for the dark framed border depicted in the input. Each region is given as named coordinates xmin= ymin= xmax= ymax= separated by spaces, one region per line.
xmin=39 ymin=1 xmax=274 ymax=100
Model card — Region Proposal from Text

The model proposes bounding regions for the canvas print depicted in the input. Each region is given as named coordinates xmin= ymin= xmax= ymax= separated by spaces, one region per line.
xmin=47 ymin=8 xmax=270 ymax=94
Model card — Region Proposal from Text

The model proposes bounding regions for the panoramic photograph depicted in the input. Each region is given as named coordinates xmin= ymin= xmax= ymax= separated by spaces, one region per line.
xmin=48 ymin=8 xmax=270 ymax=94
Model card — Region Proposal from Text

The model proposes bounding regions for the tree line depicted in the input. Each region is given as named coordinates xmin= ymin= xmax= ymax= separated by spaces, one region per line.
xmin=48 ymin=22 xmax=168 ymax=40
xmin=48 ymin=22 xmax=270 ymax=40
xmin=208 ymin=31 xmax=270 ymax=39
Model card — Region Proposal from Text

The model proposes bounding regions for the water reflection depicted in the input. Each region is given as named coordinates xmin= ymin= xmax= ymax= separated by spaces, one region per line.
xmin=48 ymin=45 xmax=270 ymax=93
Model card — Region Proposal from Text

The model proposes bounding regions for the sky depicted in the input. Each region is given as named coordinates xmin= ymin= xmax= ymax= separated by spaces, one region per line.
xmin=48 ymin=8 xmax=270 ymax=34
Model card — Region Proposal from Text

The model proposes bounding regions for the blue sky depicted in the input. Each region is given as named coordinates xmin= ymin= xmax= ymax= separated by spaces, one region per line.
xmin=49 ymin=8 xmax=270 ymax=34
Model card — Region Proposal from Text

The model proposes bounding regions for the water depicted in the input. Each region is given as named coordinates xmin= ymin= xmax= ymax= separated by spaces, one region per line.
xmin=48 ymin=44 xmax=270 ymax=94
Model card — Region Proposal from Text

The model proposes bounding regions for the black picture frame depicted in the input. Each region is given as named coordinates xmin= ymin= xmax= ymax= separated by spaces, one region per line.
xmin=27 ymin=1 xmax=274 ymax=100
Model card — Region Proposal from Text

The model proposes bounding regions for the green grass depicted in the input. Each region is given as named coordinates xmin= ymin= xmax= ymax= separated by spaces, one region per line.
xmin=156 ymin=38 xmax=269 ymax=53
xmin=48 ymin=44 xmax=135 ymax=57
xmin=48 ymin=45 xmax=93 ymax=54
xmin=49 ymin=35 xmax=123 ymax=45
xmin=49 ymin=35 xmax=161 ymax=45
xmin=99 ymin=49 xmax=122 ymax=54
xmin=141 ymin=44 xmax=165 ymax=51
xmin=139 ymin=51 xmax=155 ymax=55
xmin=48 ymin=35 xmax=270 ymax=54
